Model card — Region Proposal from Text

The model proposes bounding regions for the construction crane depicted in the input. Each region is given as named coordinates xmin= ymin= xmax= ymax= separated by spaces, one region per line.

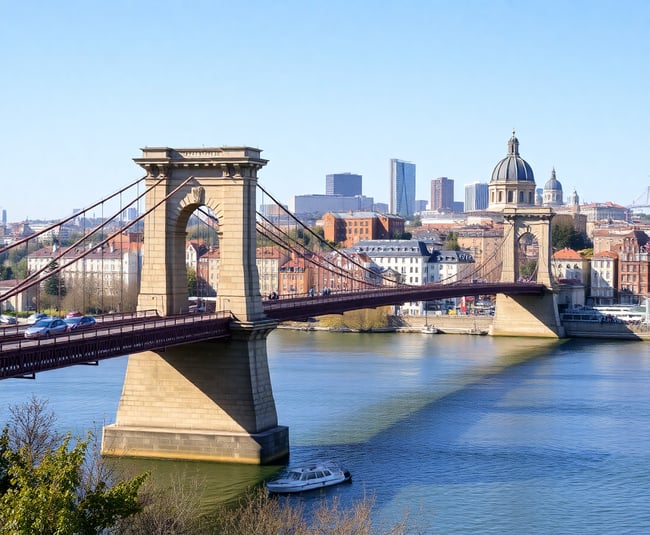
xmin=629 ymin=186 xmax=650 ymax=209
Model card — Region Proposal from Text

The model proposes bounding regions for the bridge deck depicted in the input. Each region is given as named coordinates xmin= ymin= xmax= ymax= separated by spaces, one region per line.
xmin=0 ymin=312 xmax=231 ymax=379
xmin=0 ymin=282 xmax=544 ymax=379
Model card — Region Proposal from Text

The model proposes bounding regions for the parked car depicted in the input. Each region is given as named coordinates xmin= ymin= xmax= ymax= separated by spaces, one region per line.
xmin=65 ymin=311 xmax=83 ymax=318
xmin=27 ymin=313 xmax=51 ymax=325
xmin=24 ymin=318 xmax=68 ymax=338
xmin=0 ymin=315 xmax=17 ymax=324
xmin=64 ymin=315 xmax=96 ymax=331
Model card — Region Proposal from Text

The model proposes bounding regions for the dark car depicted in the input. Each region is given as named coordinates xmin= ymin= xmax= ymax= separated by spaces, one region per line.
xmin=64 ymin=315 xmax=97 ymax=331
xmin=0 ymin=315 xmax=17 ymax=324
xmin=24 ymin=318 xmax=68 ymax=338
xmin=27 ymin=312 xmax=51 ymax=324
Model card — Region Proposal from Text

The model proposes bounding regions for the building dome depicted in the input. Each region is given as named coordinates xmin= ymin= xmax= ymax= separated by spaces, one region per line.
xmin=542 ymin=167 xmax=564 ymax=207
xmin=544 ymin=168 xmax=562 ymax=191
xmin=490 ymin=130 xmax=535 ymax=183
xmin=488 ymin=131 xmax=537 ymax=211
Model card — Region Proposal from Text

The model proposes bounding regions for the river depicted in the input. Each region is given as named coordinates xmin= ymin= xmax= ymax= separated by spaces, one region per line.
xmin=2 ymin=330 xmax=650 ymax=534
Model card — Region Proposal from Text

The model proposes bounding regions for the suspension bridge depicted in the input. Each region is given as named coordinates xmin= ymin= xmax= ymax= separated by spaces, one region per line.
xmin=0 ymin=146 xmax=557 ymax=463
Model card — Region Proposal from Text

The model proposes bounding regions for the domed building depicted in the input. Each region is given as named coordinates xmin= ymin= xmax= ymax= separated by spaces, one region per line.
xmin=542 ymin=168 xmax=564 ymax=207
xmin=488 ymin=130 xmax=536 ymax=211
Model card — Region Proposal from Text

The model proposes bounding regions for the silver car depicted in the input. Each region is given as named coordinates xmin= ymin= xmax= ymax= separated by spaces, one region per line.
xmin=24 ymin=318 xmax=68 ymax=339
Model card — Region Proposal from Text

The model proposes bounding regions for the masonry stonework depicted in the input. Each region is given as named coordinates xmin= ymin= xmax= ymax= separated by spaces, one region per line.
xmin=491 ymin=207 xmax=565 ymax=338
xmin=102 ymin=147 xmax=288 ymax=463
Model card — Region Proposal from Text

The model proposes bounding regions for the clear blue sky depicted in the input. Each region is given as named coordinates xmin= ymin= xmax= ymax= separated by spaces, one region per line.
xmin=1 ymin=0 xmax=649 ymax=221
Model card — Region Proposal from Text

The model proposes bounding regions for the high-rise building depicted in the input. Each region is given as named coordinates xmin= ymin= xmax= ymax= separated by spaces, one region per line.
xmin=326 ymin=173 xmax=362 ymax=196
xmin=415 ymin=199 xmax=428 ymax=213
xmin=431 ymin=177 xmax=454 ymax=212
xmin=464 ymin=182 xmax=489 ymax=212
xmin=389 ymin=159 xmax=416 ymax=217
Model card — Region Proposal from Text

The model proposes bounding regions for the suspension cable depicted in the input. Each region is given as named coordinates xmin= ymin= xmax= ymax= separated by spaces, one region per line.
xmin=2 ymin=175 xmax=196 ymax=303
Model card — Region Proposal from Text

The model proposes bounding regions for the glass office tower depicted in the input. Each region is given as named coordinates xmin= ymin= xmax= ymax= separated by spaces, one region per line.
xmin=389 ymin=159 xmax=416 ymax=217
xmin=464 ymin=182 xmax=489 ymax=212
xmin=326 ymin=173 xmax=362 ymax=196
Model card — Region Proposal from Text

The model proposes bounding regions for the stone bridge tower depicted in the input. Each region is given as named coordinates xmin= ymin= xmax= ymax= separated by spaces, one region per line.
xmin=488 ymin=132 xmax=565 ymax=338
xmin=102 ymin=147 xmax=288 ymax=464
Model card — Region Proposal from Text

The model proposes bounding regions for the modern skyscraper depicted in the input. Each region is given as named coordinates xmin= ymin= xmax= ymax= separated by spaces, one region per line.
xmin=431 ymin=177 xmax=454 ymax=212
xmin=326 ymin=173 xmax=362 ymax=196
xmin=464 ymin=182 xmax=489 ymax=212
xmin=389 ymin=159 xmax=416 ymax=217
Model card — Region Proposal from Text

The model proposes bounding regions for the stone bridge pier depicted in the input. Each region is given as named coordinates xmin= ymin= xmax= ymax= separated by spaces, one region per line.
xmin=490 ymin=207 xmax=565 ymax=338
xmin=102 ymin=147 xmax=288 ymax=464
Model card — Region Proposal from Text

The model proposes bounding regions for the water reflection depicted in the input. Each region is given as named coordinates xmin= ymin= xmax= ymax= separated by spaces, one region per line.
xmin=2 ymin=331 xmax=650 ymax=533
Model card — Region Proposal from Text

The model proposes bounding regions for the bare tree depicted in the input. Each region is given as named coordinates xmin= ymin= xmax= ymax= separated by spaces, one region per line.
xmin=5 ymin=394 xmax=64 ymax=465
xmin=112 ymin=471 xmax=208 ymax=534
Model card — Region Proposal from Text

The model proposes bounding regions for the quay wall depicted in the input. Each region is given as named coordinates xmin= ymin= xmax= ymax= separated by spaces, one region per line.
xmin=281 ymin=315 xmax=650 ymax=341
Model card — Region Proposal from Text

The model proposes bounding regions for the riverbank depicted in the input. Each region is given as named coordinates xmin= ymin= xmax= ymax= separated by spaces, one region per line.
xmin=278 ymin=315 xmax=492 ymax=335
xmin=279 ymin=315 xmax=650 ymax=340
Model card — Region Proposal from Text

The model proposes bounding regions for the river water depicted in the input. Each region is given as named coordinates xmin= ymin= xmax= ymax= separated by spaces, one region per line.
xmin=2 ymin=330 xmax=650 ymax=534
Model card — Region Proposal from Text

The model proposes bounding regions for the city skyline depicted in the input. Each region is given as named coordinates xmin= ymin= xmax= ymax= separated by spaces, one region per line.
xmin=1 ymin=1 xmax=648 ymax=221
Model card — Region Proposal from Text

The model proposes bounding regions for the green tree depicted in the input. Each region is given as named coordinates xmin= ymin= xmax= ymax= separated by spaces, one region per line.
xmin=43 ymin=262 xmax=67 ymax=299
xmin=552 ymin=222 xmax=591 ymax=250
xmin=0 ymin=433 xmax=146 ymax=535
xmin=519 ymin=259 xmax=537 ymax=280
xmin=391 ymin=231 xmax=412 ymax=240
xmin=443 ymin=231 xmax=460 ymax=251
xmin=13 ymin=258 xmax=28 ymax=280
xmin=0 ymin=397 xmax=147 ymax=534
xmin=310 ymin=225 xmax=325 ymax=239
xmin=0 ymin=265 xmax=13 ymax=280
xmin=187 ymin=267 xmax=197 ymax=296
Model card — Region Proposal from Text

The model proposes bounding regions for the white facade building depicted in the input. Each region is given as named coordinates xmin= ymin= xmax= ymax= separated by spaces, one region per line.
xmin=590 ymin=251 xmax=618 ymax=305
xmin=348 ymin=239 xmax=474 ymax=316
xmin=27 ymin=242 xmax=141 ymax=311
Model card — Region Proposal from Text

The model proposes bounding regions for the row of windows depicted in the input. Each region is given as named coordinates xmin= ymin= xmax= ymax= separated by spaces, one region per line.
xmin=490 ymin=190 xmax=535 ymax=204
xmin=592 ymin=272 xmax=612 ymax=281
xmin=621 ymin=264 xmax=648 ymax=272
xmin=620 ymin=274 xmax=640 ymax=283
xmin=375 ymin=257 xmax=424 ymax=264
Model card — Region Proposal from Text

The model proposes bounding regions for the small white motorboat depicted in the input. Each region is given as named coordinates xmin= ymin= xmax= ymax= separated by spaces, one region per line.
xmin=266 ymin=461 xmax=351 ymax=494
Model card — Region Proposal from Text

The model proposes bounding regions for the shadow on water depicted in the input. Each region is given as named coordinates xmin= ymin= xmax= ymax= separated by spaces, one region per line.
xmin=110 ymin=456 xmax=281 ymax=508
xmin=107 ymin=332 xmax=581 ymax=511
xmin=262 ymin=333 xmax=621 ymax=513
xmin=3 ymin=332 xmax=648 ymax=531
xmin=109 ymin=333 xmax=630 ymax=517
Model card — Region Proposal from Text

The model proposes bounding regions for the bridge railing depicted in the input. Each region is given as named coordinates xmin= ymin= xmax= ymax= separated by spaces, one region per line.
xmin=0 ymin=311 xmax=233 ymax=379
xmin=262 ymin=281 xmax=546 ymax=322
